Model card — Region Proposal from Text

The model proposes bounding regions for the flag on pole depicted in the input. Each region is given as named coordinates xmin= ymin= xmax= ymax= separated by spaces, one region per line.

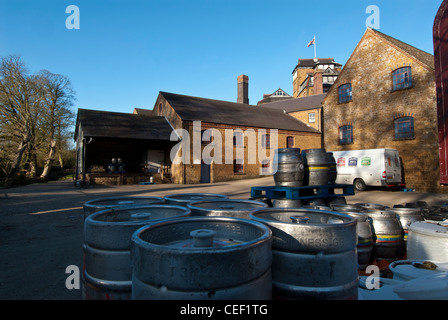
xmin=307 ymin=37 xmax=315 ymax=47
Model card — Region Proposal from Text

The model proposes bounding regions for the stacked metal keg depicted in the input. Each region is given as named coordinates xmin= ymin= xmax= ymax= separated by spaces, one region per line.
xmin=82 ymin=194 xmax=274 ymax=300
xmin=249 ymin=207 xmax=359 ymax=300
xmin=131 ymin=216 xmax=273 ymax=299
xmin=82 ymin=204 xmax=191 ymax=300
xmin=270 ymin=148 xmax=345 ymax=207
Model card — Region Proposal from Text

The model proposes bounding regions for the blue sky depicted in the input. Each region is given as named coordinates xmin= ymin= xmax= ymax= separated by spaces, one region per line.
xmin=0 ymin=0 xmax=443 ymax=114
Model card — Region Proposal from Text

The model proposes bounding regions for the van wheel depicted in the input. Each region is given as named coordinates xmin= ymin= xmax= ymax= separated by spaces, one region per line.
xmin=354 ymin=179 xmax=366 ymax=191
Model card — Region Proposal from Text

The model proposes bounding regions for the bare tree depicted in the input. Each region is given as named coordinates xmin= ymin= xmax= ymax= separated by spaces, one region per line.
xmin=38 ymin=70 xmax=75 ymax=180
xmin=0 ymin=55 xmax=43 ymax=187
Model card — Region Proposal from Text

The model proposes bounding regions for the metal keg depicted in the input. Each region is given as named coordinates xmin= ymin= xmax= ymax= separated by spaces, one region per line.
xmin=330 ymin=204 xmax=364 ymax=212
xmin=387 ymin=207 xmax=423 ymax=243
xmin=327 ymin=152 xmax=337 ymax=185
xmin=131 ymin=216 xmax=273 ymax=300
xmin=82 ymin=205 xmax=191 ymax=300
xmin=355 ymin=203 xmax=389 ymax=210
xmin=273 ymin=148 xmax=305 ymax=187
xmin=330 ymin=204 xmax=373 ymax=269
xmin=305 ymin=198 xmax=327 ymax=207
xmin=272 ymin=198 xmax=303 ymax=208
xmin=325 ymin=197 xmax=347 ymax=207
xmin=164 ymin=193 xmax=229 ymax=206
xmin=248 ymin=197 xmax=273 ymax=207
xmin=302 ymin=149 xmax=330 ymax=186
xmin=364 ymin=209 xmax=403 ymax=262
xmin=302 ymin=204 xmax=332 ymax=210
xmin=249 ymin=208 xmax=358 ymax=300
xmin=187 ymin=199 xmax=268 ymax=219
xmin=83 ymin=196 xmax=165 ymax=220
xmin=346 ymin=212 xmax=373 ymax=270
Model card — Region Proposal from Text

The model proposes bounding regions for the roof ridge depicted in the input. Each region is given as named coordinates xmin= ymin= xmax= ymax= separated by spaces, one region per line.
xmin=368 ymin=27 xmax=434 ymax=69
xmin=161 ymin=91 xmax=262 ymax=108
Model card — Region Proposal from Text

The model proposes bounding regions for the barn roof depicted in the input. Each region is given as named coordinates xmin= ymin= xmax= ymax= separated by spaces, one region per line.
xmin=74 ymin=109 xmax=174 ymax=141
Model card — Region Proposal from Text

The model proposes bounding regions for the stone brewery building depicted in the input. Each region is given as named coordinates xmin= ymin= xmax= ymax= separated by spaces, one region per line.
xmin=75 ymin=27 xmax=441 ymax=192
xmin=149 ymin=81 xmax=321 ymax=184
xmin=323 ymin=27 xmax=439 ymax=192
xmin=75 ymin=75 xmax=321 ymax=185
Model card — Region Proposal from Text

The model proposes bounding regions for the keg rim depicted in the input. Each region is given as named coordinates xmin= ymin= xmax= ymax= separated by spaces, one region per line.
xmin=132 ymin=216 xmax=272 ymax=252
xmin=387 ymin=207 xmax=423 ymax=215
xmin=187 ymin=199 xmax=269 ymax=213
xmin=85 ymin=204 xmax=191 ymax=226
xmin=164 ymin=193 xmax=229 ymax=203
xmin=248 ymin=207 xmax=356 ymax=227
xmin=83 ymin=196 xmax=165 ymax=209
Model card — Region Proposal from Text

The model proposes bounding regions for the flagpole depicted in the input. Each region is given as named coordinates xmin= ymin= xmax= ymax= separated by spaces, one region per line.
xmin=314 ymin=35 xmax=317 ymax=59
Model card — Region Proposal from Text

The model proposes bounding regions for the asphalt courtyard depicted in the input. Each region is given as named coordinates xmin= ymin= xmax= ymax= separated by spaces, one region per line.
xmin=1 ymin=176 xmax=447 ymax=300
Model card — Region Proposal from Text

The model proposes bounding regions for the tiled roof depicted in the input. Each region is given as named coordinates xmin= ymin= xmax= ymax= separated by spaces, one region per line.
xmin=260 ymin=94 xmax=326 ymax=113
xmin=159 ymin=92 xmax=320 ymax=133
xmin=75 ymin=109 xmax=173 ymax=141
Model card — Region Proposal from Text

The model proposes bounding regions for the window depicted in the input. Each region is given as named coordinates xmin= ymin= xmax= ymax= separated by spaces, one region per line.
xmin=233 ymin=159 xmax=244 ymax=174
xmin=233 ymin=132 xmax=243 ymax=146
xmin=286 ymin=136 xmax=294 ymax=148
xmin=393 ymin=67 xmax=412 ymax=91
xmin=308 ymin=112 xmax=316 ymax=123
xmin=261 ymin=160 xmax=270 ymax=174
xmin=338 ymin=83 xmax=352 ymax=103
xmin=201 ymin=130 xmax=213 ymax=145
xmin=262 ymin=134 xmax=270 ymax=148
xmin=339 ymin=125 xmax=353 ymax=144
xmin=394 ymin=116 xmax=414 ymax=139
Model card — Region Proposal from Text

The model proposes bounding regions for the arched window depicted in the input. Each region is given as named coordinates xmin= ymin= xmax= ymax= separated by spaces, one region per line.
xmin=339 ymin=125 xmax=353 ymax=144
xmin=394 ymin=116 xmax=414 ymax=139
xmin=392 ymin=67 xmax=412 ymax=90
xmin=338 ymin=83 xmax=352 ymax=103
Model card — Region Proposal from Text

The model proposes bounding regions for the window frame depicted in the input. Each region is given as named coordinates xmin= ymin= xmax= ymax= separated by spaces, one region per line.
xmin=233 ymin=159 xmax=244 ymax=174
xmin=262 ymin=134 xmax=270 ymax=148
xmin=286 ymin=136 xmax=294 ymax=148
xmin=308 ymin=112 xmax=316 ymax=123
xmin=338 ymin=83 xmax=352 ymax=103
xmin=261 ymin=159 xmax=270 ymax=174
xmin=339 ymin=125 xmax=353 ymax=144
xmin=201 ymin=129 xmax=213 ymax=145
xmin=394 ymin=116 xmax=415 ymax=140
xmin=392 ymin=67 xmax=412 ymax=91
xmin=233 ymin=132 xmax=243 ymax=147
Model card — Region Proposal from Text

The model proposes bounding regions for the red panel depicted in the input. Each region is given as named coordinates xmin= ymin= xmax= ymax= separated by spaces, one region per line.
xmin=434 ymin=0 xmax=448 ymax=184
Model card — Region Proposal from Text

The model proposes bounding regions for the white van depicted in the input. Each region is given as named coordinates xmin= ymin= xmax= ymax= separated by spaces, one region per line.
xmin=330 ymin=148 xmax=404 ymax=191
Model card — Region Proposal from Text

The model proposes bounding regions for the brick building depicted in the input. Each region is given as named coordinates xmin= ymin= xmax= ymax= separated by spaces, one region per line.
xmin=260 ymin=93 xmax=325 ymax=134
xmin=257 ymin=88 xmax=293 ymax=105
xmin=150 ymin=79 xmax=321 ymax=184
xmin=75 ymin=75 xmax=322 ymax=185
xmin=323 ymin=27 xmax=441 ymax=192
xmin=292 ymin=58 xmax=342 ymax=98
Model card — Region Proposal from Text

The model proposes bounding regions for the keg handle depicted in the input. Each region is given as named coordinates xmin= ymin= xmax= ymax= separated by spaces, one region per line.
xmin=220 ymin=205 xmax=235 ymax=210
xmin=130 ymin=212 xmax=152 ymax=221
xmin=290 ymin=215 xmax=310 ymax=224
xmin=190 ymin=229 xmax=216 ymax=248
xmin=190 ymin=197 xmax=203 ymax=200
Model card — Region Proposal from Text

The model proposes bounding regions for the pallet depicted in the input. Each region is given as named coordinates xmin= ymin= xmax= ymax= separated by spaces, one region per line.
xmin=251 ymin=184 xmax=355 ymax=200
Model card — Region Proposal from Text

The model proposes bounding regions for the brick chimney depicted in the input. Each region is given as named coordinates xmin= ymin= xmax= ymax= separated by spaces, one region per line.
xmin=313 ymin=71 xmax=323 ymax=95
xmin=237 ymin=75 xmax=249 ymax=104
